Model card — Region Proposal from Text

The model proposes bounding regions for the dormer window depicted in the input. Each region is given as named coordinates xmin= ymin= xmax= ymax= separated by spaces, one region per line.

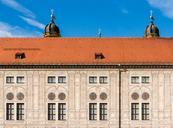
xmin=15 ymin=53 xmax=25 ymax=59
xmin=95 ymin=53 xmax=105 ymax=60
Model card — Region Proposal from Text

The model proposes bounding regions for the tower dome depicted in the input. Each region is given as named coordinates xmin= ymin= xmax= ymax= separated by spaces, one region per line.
xmin=144 ymin=11 xmax=160 ymax=38
xmin=44 ymin=10 xmax=61 ymax=37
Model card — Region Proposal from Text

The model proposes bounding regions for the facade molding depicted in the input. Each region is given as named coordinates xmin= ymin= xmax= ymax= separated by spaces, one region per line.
xmin=1 ymin=64 xmax=173 ymax=69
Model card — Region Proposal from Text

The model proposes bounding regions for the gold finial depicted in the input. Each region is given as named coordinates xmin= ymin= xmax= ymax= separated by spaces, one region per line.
xmin=98 ymin=28 xmax=102 ymax=38
xmin=50 ymin=9 xmax=56 ymax=23
xmin=150 ymin=10 xmax=154 ymax=22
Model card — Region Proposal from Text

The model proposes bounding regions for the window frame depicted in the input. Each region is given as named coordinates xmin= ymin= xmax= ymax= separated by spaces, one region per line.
xmin=99 ymin=103 xmax=107 ymax=120
xmin=58 ymin=103 xmax=66 ymax=120
xmin=58 ymin=76 xmax=66 ymax=84
xmin=89 ymin=103 xmax=97 ymax=120
xmin=6 ymin=76 xmax=15 ymax=84
xmin=141 ymin=76 xmax=150 ymax=84
xmin=47 ymin=76 xmax=56 ymax=84
xmin=16 ymin=103 xmax=24 ymax=120
xmin=89 ymin=76 xmax=97 ymax=84
xmin=131 ymin=103 xmax=139 ymax=120
xmin=16 ymin=76 xmax=25 ymax=84
xmin=99 ymin=76 xmax=108 ymax=84
xmin=6 ymin=103 xmax=15 ymax=120
xmin=48 ymin=103 xmax=56 ymax=121
xmin=142 ymin=103 xmax=150 ymax=120
xmin=131 ymin=76 xmax=140 ymax=84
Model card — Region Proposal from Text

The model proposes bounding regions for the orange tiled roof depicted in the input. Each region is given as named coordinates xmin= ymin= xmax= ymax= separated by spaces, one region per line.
xmin=0 ymin=37 xmax=173 ymax=65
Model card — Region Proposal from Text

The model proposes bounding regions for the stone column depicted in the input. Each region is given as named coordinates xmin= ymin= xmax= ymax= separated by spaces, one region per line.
xmin=68 ymin=71 xmax=76 ymax=127
xmin=39 ymin=71 xmax=46 ymax=123
xmin=158 ymin=71 xmax=164 ymax=120
xmin=151 ymin=71 xmax=159 ymax=128
xmin=171 ymin=71 xmax=173 ymax=126
xmin=121 ymin=72 xmax=129 ymax=127
xmin=109 ymin=71 xmax=118 ymax=128
xmin=74 ymin=72 xmax=80 ymax=127
xmin=26 ymin=71 xmax=33 ymax=123
xmin=164 ymin=71 xmax=171 ymax=124
xmin=0 ymin=71 xmax=4 ymax=125
xmin=79 ymin=71 xmax=87 ymax=128
xmin=32 ymin=71 xmax=39 ymax=121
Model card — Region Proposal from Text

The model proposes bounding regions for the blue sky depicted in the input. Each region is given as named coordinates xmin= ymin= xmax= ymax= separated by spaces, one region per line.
xmin=0 ymin=0 xmax=173 ymax=37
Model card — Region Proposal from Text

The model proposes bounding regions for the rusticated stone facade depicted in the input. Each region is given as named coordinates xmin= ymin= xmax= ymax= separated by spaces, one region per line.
xmin=0 ymin=68 xmax=172 ymax=128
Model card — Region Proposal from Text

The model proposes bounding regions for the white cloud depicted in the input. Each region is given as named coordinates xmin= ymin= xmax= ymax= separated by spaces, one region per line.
xmin=0 ymin=0 xmax=35 ymax=18
xmin=121 ymin=9 xmax=129 ymax=14
xmin=0 ymin=0 xmax=45 ymax=37
xmin=0 ymin=22 xmax=42 ymax=37
xmin=19 ymin=16 xmax=45 ymax=30
xmin=146 ymin=0 xmax=173 ymax=19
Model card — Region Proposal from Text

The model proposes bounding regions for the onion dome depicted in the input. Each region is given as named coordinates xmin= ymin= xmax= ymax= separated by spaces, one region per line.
xmin=44 ymin=10 xmax=61 ymax=37
xmin=144 ymin=11 xmax=160 ymax=38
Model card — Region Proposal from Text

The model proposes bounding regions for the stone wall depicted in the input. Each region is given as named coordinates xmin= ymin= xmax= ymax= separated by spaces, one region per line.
xmin=0 ymin=69 xmax=172 ymax=128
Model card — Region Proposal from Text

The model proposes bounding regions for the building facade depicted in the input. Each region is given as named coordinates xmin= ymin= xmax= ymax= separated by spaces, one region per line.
xmin=0 ymin=13 xmax=173 ymax=128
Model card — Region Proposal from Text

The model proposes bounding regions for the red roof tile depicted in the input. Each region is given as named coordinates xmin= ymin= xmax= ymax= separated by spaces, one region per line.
xmin=0 ymin=37 xmax=173 ymax=65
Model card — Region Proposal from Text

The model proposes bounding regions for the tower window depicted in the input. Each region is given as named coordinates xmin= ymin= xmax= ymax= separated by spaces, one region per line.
xmin=15 ymin=52 xmax=25 ymax=59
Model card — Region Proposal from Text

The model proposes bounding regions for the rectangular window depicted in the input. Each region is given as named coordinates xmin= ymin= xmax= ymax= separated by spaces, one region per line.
xmin=141 ymin=76 xmax=150 ymax=84
xmin=89 ymin=103 xmax=97 ymax=120
xmin=100 ymin=103 xmax=107 ymax=120
xmin=6 ymin=76 xmax=15 ymax=84
xmin=99 ymin=76 xmax=108 ymax=84
xmin=131 ymin=103 xmax=139 ymax=120
xmin=131 ymin=76 xmax=140 ymax=84
xmin=16 ymin=103 xmax=24 ymax=120
xmin=89 ymin=76 xmax=97 ymax=84
xmin=6 ymin=103 xmax=14 ymax=120
xmin=58 ymin=103 xmax=66 ymax=120
xmin=58 ymin=76 xmax=66 ymax=84
xmin=48 ymin=76 xmax=56 ymax=84
xmin=142 ymin=103 xmax=149 ymax=120
xmin=48 ymin=103 xmax=56 ymax=120
xmin=16 ymin=76 xmax=25 ymax=84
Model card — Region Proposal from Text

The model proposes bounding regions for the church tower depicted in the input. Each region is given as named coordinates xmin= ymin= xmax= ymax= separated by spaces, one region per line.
xmin=44 ymin=10 xmax=61 ymax=37
xmin=144 ymin=11 xmax=160 ymax=38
